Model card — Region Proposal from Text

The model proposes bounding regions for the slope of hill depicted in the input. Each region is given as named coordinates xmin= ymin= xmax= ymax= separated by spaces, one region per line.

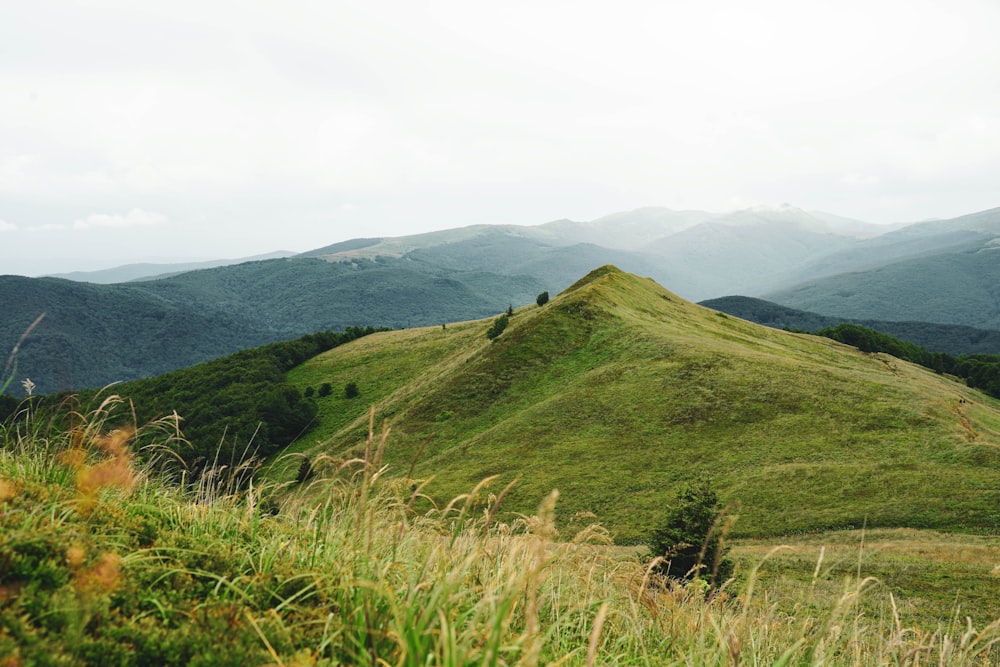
xmin=764 ymin=206 xmax=1000 ymax=322
xmin=286 ymin=266 xmax=1000 ymax=541
xmin=9 ymin=397 xmax=1000 ymax=664
xmin=700 ymin=296 xmax=1000 ymax=355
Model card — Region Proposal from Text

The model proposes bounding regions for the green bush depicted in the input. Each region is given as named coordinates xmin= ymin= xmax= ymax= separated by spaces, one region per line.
xmin=647 ymin=479 xmax=732 ymax=590
xmin=486 ymin=314 xmax=509 ymax=340
xmin=536 ymin=291 xmax=549 ymax=307
xmin=345 ymin=382 xmax=360 ymax=399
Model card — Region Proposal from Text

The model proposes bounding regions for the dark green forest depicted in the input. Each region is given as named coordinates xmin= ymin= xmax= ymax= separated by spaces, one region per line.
xmin=1 ymin=327 xmax=387 ymax=472
xmin=111 ymin=326 xmax=388 ymax=469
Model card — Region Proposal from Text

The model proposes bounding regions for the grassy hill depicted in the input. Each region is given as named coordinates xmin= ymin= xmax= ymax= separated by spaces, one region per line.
xmin=10 ymin=266 xmax=1000 ymax=662
xmin=285 ymin=266 xmax=1000 ymax=542
xmin=9 ymin=204 xmax=1000 ymax=396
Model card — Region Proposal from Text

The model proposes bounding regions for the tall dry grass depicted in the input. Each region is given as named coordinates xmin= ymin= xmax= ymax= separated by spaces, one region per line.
xmin=3 ymin=399 xmax=1000 ymax=664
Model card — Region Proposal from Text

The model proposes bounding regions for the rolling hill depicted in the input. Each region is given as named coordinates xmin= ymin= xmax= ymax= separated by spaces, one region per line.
xmin=285 ymin=266 xmax=1000 ymax=541
xmin=43 ymin=250 xmax=296 ymax=283
xmin=306 ymin=204 xmax=891 ymax=302
xmin=765 ymin=241 xmax=1000 ymax=329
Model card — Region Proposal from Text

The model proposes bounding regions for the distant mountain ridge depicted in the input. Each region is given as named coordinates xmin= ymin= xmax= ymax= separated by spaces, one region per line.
xmin=43 ymin=251 xmax=297 ymax=284
xmin=1 ymin=257 xmax=545 ymax=394
xmin=763 ymin=206 xmax=1000 ymax=329
xmin=5 ymin=203 xmax=1000 ymax=394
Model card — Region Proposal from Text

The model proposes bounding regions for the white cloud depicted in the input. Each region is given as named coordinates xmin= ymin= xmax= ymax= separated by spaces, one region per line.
xmin=1 ymin=0 xmax=998 ymax=271
xmin=26 ymin=224 xmax=70 ymax=232
xmin=841 ymin=173 xmax=880 ymax=187
xmin=72 ymin=208 xmax=167 ymax=231
xmin=0 ymin=219 xmax=16 ymax=232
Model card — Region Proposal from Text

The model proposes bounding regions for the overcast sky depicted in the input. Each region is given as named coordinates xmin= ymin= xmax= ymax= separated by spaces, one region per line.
xmin=2 ymin=0 xmax=999 ymax=275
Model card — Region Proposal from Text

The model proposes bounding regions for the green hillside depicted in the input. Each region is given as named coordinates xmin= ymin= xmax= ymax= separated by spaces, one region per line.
xmin=8 ymin=396 xmax=1000 ymax=664
xmin=287 ymin=266 xmax=1000 ymax=541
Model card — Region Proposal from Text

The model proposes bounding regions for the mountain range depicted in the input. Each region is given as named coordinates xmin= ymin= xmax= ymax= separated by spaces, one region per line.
xmin=3 ymin=203 xmax=1000 ymax=394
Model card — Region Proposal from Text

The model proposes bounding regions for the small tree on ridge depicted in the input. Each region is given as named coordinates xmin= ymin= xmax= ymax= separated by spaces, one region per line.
xmin=647 ymin=478 xmax=733 ymax=591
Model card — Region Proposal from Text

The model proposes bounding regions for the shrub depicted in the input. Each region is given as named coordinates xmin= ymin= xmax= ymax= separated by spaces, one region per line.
xmin=296 ymin=457 xmax=314 ymax=483
xmin=345 ymin=382 xmax=360 ymax=399
xmin=486 ymin=314 xmax=509 ymax=340
xmin=317 ymin=383 xmax=333 ymax=397
xmin=536 ymin=291 xmax=549 ymax=307
xmin=647 ymin=478 xmax=732 ymax=590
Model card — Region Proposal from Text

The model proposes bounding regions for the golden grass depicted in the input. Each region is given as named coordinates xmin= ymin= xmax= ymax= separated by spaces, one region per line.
xmin=6 ymin=400 xmax=1000 ymax=664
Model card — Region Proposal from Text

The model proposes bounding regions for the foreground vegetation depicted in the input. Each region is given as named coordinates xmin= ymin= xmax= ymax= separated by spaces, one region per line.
xmin=5 ymin=397 xmax=1000 ymax=665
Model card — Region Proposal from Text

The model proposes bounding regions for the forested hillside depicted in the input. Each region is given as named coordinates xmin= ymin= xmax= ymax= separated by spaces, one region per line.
xmin=0 ymin=327 xmax=384 ymax=475
xmin=1 ymin=257 xmax=542 ymax=394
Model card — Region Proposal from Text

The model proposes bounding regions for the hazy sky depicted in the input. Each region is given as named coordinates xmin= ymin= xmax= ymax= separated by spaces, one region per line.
xmin=2 ymin=0 xmax=999 ymax=275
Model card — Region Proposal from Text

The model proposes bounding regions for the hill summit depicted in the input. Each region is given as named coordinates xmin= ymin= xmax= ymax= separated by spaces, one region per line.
xmin=289 ymin=266 xmax=1000 ymax=540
